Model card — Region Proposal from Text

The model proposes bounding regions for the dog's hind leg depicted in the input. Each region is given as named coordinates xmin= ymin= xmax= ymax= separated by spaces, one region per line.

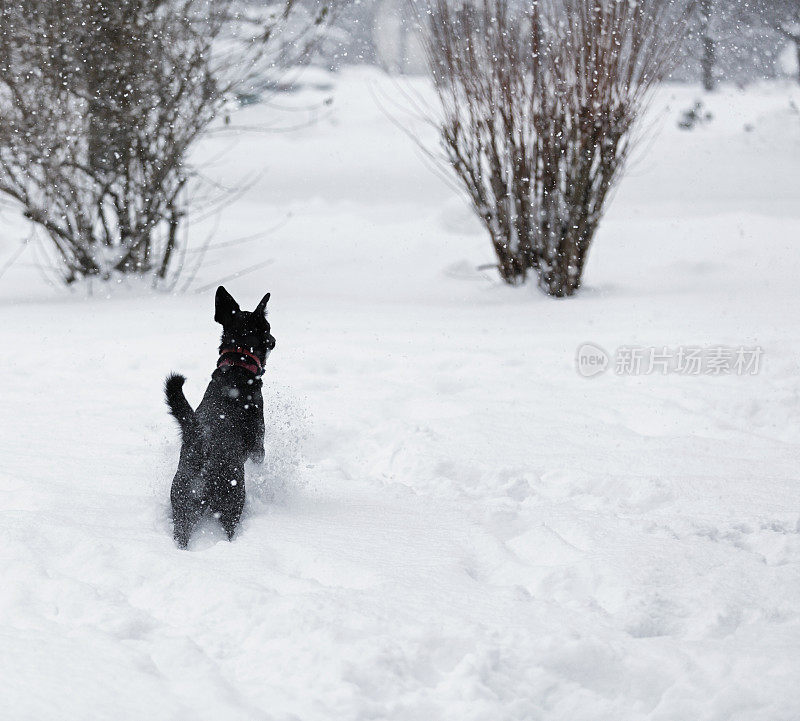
xmin=172 ymin=499 xmax=204 ymax=549
xmin=215 ymin=478 xmax=245 ymax=541
xmin=218 ymin=501 xmax=244 ymax=541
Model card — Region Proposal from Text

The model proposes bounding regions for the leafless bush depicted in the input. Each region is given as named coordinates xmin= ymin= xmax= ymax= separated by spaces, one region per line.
xmin=0 ymin=0 xmax=323 ymax=285
xmin=419 ymin=0 xmax=692 ymax=296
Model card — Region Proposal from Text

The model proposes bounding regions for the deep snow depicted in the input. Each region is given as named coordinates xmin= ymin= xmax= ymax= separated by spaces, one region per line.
xmin=0 ymin=71 xmax=799 ymax=720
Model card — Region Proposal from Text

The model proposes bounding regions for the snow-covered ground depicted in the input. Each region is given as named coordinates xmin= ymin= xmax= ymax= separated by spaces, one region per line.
xmin=1 ymin=71 xmax=799 ymax=720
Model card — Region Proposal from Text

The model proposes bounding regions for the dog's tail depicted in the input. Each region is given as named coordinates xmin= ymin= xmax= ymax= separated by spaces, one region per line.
xmin=165 ymin=373 xmax=199 ymax=441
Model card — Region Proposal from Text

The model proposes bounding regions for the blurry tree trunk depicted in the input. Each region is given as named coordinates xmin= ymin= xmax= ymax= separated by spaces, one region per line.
xmin=700 ymin=0 xmax=716 ymax=91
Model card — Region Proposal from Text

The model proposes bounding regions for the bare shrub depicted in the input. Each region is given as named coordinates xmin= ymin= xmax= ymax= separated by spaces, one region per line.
xmin=0 ymin=0 xmax=322 ymax=285
xmin=419 ymin=0 xmax=692 ymax=296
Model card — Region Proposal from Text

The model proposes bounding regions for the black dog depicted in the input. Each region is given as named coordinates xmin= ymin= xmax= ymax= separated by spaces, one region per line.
xmin=165 ymin=286 xmax=275 ymax=548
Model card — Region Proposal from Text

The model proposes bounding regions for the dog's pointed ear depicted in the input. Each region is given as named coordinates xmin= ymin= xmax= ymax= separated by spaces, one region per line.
xmin=215 ymin=286 xmax=240 ymax=324
xmin=254 ymin=292 xmax=270 ymax=319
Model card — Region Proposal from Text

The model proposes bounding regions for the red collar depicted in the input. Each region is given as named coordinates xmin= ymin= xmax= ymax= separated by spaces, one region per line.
xmin=217 ymin=347 xmax=263 ymax=376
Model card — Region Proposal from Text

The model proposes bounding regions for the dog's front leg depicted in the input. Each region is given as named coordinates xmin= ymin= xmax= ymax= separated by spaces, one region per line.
xmin=249 ymin=401 xmax=266 ymax=464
